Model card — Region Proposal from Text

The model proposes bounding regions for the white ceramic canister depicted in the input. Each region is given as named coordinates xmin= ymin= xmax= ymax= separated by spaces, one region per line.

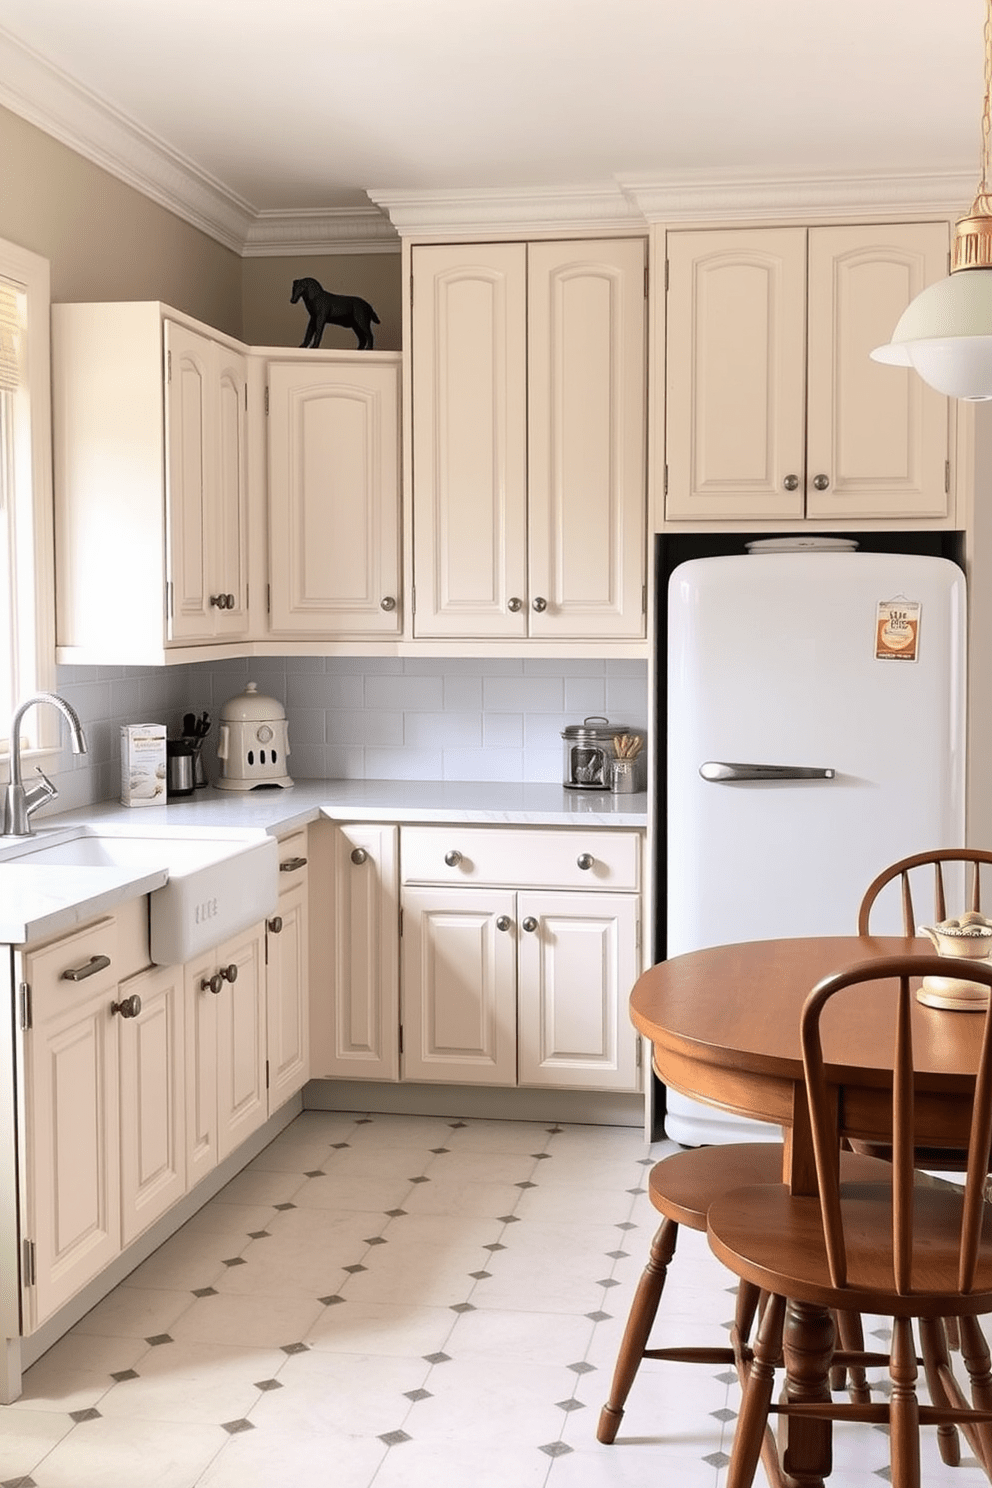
xmin=216 ymin=682 xmax=293 ymax=791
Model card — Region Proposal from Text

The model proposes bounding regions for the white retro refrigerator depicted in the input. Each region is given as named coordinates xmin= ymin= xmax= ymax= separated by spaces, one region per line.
xmin=665 ymin=547 xmax=967 ymax=1146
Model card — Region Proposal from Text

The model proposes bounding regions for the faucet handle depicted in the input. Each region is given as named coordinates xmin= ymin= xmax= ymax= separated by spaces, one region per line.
xmin=24 ymin=768 xmax=58 ymax=816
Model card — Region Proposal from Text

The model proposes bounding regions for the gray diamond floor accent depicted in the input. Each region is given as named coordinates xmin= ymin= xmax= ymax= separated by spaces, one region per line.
xmin=222 ymin=1256 xmax=247 ymax=1267
xmin=484 ymin=1242 xmax=506 ymax=1252
xmin=281 ymin=1342 xmax=309 ymax=1355
xmin=716 ymin=1370 xmax=738 ymax=1385
xmin=68 ymin=1408 xmax=101 ymax=1423
xmin=343 ymin=1264 xmax=368 ymax=1274
xmin=330 ymin=1142 xmax=351 ymax=1149
xmin=496 ymin=1214 xmax=521 ymax=1224
xmin=404 ymin=1388 xmax=432 ymax=1402
xmin=616 ymin=1221 xmax=637 ymax=1231
xmin=597 ymin=1277 xmax=621 ymax=1288
xmin=531 ymin=1152 xmax=551 ymax=1160
xmin=304 ymin=1169 xmax=325 ymax=1178
xmin=385 ymin=1208 xmax=407 ymax=1217
xmin=515 ymin=1180 xmax=537 ymax=1189
xmin=423 ymin=1352 xmax=451 ymax=1365
xmin=605 ymin=1249 xmax=629 ymax=1260
xmin=145 ymin=1334 xmax=173 ymax=1346
xmin=450 ymin=1302 xmax=475 ymax=1313
xmin=319 ymin=1294 xmax=345 ymax=1306
xmin=379 ymin=1430 xmax=411 ymax=1447
xmin=430 ymin=1147 xmax=450 ymax=1154
xmin=448 ymin=1121 xmax=468 ymax=1129
xmin=711 ymin=1407 xmax=737 ymax=1423
xmin=585 ymin=1310 xmax=611 ymax=1323
xmin=255 ymin=1378 xmax=283 ymax=1392
xmin=556 ymin=1398 xmax=585 ymax=1412
xmin=704 ymin=1451 xmax=730 ymax=1468
xmin=109 ymin=1369 xmax=139 ymax=1382
xmin=364 ymin=1236 xmax=387 ymax=1246
xmin=539 ymin=1441 xmax=572 ymax=1458
xmin=221 ymin=1418 xmax=255 ymax=1435
xmin=248 ymin=1230 xmax=270 ymax=1240
xmin=191 ymin=1286 xmax=217 ymax=1298
xmin=2 ymin=1477 xmax=38 ymax=1487
xmin=409 ymin=1175 xmax=430 ymax=1184
xmin=568 ymin=1361 xmax=596 ymax=1375
xmin=273 ymin=1202 xmax=296 ymax=1211
xmin=469 ymin=1270 xmax=491 ymax=1280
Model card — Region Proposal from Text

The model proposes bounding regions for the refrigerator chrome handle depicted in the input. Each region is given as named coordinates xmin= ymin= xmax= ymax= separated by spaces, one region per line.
xmin=699 ymin=761 xmax=836 ymax=782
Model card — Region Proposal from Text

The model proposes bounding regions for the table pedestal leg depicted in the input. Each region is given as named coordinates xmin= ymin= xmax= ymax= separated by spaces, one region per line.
xmin=778 ymin=1300 xmax=834 ymax=1488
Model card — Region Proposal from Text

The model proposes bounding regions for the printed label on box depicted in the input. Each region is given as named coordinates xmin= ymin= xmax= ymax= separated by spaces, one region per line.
xmin=120 ymin=724 xmax=167 ymax=806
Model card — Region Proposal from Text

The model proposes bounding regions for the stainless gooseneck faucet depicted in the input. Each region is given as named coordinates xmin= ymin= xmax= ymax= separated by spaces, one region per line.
xmin=3 ymin=693 xmax=88 ymax=836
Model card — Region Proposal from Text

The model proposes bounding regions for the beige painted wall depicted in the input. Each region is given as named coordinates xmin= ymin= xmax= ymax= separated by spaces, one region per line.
xmin=242 ymin=253 xmax=402 ymax=351
xmin=0 ymin=105 xmax=242 ymax=334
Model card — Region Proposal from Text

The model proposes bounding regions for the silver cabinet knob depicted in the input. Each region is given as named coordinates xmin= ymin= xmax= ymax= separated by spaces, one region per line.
xmin=280 ymin=856 xmax=308 ymax=873
xmin=783 ymin=474 xmax=800 ymax=491
xmin=380 ymin=596 xmax=396 ymax=611
xmin=225 ymin=593 xmax=236 ymax=609
xmin=812 ymin=474 xmax=830 ymax=491
xmin=507 ymin=597 xmax=523 ymax=612
xmin=350 ymin=847 xmax=368 ymax=865
xmin=210 ymin=593 xmax=236 ymax=609
xmin=522 ymin=917 xmax=538 ymax=932
xmin=444 ymin=849 xmax=462 ymax=867
xmin=577 ymin=853 xmax=595 ymax=870
xmin=532 ymin=596 xmax=548 ymax=612
xmin=201 ymin=973 xmax=223 ymax=995
xmin=111 ymin=994 xmax=142 ymax=1019
xmin=220 ymin=963 xmax=238 ymax=984
xmin=267 ymin=915 xmax=283 ymax=934
xmin=496 ymin=915 xmax=512 ymax=932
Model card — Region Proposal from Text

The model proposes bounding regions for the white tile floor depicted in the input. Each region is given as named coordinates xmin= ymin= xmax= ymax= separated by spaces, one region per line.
xmin=1 ymin=1110 xmax=990 ymax=1487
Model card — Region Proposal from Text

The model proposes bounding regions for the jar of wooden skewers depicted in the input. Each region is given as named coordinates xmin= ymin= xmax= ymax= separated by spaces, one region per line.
xmin=609 ymin=732 xmax=643 ymax=793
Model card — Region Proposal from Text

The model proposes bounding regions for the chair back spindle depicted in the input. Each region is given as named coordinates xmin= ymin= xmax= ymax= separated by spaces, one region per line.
xmin=858 ymin=848 xmax=992 ymax=937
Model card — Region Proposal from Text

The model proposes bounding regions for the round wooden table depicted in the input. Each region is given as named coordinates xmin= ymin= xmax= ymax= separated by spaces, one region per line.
xmin=629 ymin=935 xmax=990 ymax=1487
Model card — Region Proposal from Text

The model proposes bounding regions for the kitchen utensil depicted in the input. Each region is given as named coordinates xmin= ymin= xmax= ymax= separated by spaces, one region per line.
xmin=216 ymin=682 xmax=293 ymax=791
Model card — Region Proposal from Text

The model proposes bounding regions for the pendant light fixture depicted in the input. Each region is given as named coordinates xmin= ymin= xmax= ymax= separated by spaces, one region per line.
xmin=871 ymin=0 xmax=992 ymax=400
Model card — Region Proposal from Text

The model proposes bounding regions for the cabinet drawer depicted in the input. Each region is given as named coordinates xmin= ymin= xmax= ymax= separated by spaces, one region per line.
xmin=278 ymin=829 xmax=309 ymax=880
xmin=25 ymin=915 xmax=120 ymax=1001
xmin=400 ymin=827 xmax=640 ymax=892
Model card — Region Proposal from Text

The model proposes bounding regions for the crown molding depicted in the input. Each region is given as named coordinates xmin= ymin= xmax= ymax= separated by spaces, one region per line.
xmin=243 ymin=209 xmax=398 ymax=257
xmin=619 ymin=169 xmax=976 ymax=223
xmin=367 ymin=184 xmax=642 ymax=236
xmin=0 ymin=25 xmax=396 ymax=256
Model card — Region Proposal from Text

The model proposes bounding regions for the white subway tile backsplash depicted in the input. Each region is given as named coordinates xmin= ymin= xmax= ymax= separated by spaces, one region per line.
xmin=47 ymin=657 xmax=647 ymax=802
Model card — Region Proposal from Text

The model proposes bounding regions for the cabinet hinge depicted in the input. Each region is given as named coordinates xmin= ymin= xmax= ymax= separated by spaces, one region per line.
xmin=265 ymin=386 xmax=270 ymax=415
xmin=411 ymin=586 xmax=416 ymax=614
xmin=664 ymin=464 xmax=669 ymax=496
xmin=410 ymin=271 xmax=414 ymax=306
xmin=642 ymin=585 xmax=647 ymax=616
xmin=398 ymin=907 xmax=404 ymax=937
xmin=244 ymin=384 xmax=248 ymax=411
xmin=18 ymin=982 xmax=31 ymax=1031
xmin=665 ymin=259 xmax=670 ymax=292
xmin=398 ymin=1025 xmax=404 ymax=1055
xmin=166 ymin=580 xmax=174 ymax=623
xmin=265 ymin=1059 xmax=270 ymax=1090
xmin=946 ymin=459 xmax=951 ymax=494
xmin=166 ymin=348 xmax=172 ymax=383
xmin=635 ymin=915 xmax=642 ymax=955
xmin=266 ymin=583 xmax=271 ymax=614
xmin=22 ymin=1238 xmax=35 ymax=1287
xmin=636 ymin=1038 xmax=643 ymax=1070
xmin=644 ymin=263 xmax=649 ymax=298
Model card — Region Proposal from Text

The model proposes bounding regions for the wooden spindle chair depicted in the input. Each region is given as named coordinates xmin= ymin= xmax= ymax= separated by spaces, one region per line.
xmin=706 ymin=954 xmax=992 ymax=1488
xmin=857 ymin=848 xmax=992 ymax=942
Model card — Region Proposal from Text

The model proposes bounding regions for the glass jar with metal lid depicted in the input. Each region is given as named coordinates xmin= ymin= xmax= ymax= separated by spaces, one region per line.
xmin=561 ymin=716 xmax=633 ymax=791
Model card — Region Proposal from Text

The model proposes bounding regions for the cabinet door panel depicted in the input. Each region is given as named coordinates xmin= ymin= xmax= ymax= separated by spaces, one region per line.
xmin=666 ymin=228 xmax=807 ymax=520
xmin=402 ymin=887 xmax=516 ymax=1084
xmin=528 ymin=239 xmax=646 ymax=638
xmin=268 ymin=362 xmax=401 ymax=636
xmin=806 ymin=223 xmax=950 ymax=519
xmin=216 ymin=925 xmax=267 ymax=1161
xmin=411 ymin=244 xmax=528 ymax=637
xmin=266 ymin=874 xmax=310 ymax=1109
xmin=516 ymin=893 xmax=639 ymax=1091
xmin=325 ymin=825 xmax=399 ymax=1080
xmin=165 ymin=321 xmax=211 ymax=640
xmin=118 ymin=963 xmax=186 ymax=1246
xmin=213 ymin=348 xmax=250 ymax=636
xmin=185 ymin=952 xmax=219 ymax=1188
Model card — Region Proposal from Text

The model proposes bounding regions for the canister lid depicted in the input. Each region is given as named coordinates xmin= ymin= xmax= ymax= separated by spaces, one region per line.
xmin=561 ymin=715 xmax=632 ymax=741
xmin=220 ymin=681 xmax=286 ymax=722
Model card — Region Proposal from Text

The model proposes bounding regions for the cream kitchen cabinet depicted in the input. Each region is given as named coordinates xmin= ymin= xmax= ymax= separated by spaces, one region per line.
xmin=51 ymin=302 xmax=250 ymax=664
xmin=266 ymin=357 xmax=402 ymax=639
xmin=265 ymin=830 xmax=310 ymax=1110
xmin=321 ymin=823 xmax=400 ymax=1080
xmin=116 ymin=959 xmax=186 ymax=1248
xmin=17 ymin=898 xmax=152 ymax=1331
xmin=185 ymin=921 xmax=268 ymax=1189
xmin=400 ymin=827 xmax=642 ymax=1091
xmin=410 ymin=239 xmax=647 ymax=641
xmin=664 ymin=223 xmax=952 ymax=523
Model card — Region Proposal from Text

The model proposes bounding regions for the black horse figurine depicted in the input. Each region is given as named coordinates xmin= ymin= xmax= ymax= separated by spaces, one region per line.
xmin=290 ymin=277 xmax=380 ymax=350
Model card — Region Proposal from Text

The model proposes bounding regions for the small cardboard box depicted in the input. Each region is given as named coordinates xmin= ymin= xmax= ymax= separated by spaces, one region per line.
xmin=120 ymin=723 xmax=167 ymax=807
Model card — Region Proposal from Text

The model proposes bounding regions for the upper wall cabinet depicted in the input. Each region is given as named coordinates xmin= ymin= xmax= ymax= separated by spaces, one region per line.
xmin=52 ymin=303 xmax=250 ymax=664
xmin=664 ymin=223 xmax=952 ymax=523
xmin=266 ymin=357 xmax=401 ymax=638
xmin=411 ymin=238 xmax=647 ymax=640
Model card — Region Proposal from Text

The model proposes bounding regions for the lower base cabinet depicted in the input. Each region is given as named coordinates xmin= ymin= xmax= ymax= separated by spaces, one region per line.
xmin=266 ymin=831 xmax=310 ymax=1111
xmin=117 ymin=960 xmax=186 ymax=1248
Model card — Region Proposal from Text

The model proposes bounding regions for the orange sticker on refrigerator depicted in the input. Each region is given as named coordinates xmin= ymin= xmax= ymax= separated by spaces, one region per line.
xmin=875 ymin=599 xmax=921 ymax=661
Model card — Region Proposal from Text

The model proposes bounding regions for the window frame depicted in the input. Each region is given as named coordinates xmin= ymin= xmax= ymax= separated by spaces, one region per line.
xmin=0 ymin=236 xmax=57 ymax=777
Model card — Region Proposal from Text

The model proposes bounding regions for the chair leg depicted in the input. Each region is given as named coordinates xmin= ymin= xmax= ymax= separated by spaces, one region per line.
xmin=596 ymin=1216 xmax=678 ymax=1444
xmin=918 ymin=1315 xmax=961 ymax=1467
xmin=958 ymin=1315 xmax=992 ymax=1474
xmin=833 ymin=1309 xmax=871 ymax=1404
xmin=727 ymin=1292 xmax=786 ymax=1488
xmin=889 ymin=1316 xmax=921 ymax=1488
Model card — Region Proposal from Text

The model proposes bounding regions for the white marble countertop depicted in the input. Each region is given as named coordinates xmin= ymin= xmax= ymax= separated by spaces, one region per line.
xmin=1 ymin=780 xmax=647 ymax=946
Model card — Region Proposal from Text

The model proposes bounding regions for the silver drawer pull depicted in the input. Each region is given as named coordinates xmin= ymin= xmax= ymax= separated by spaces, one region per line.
xmin=577 ymin=853 xmax=595 ymax=870
xmin=444 ymin=850 xmax=462 ymax=867
xmin=700 ymin=761 xmax=835 ymax=783
xmin=280 ymin=856 xmax=308 ymax=872
xmin=111 ymin=994 xmax=142 ymax=1019
xmin=267 ymin=915 xmax=284 ymax=934
xmin=496 ymin=915 xmax=512 ymax=932
xmin=522 ymin=917 xmax=538 ymax=932
xmin=201 ymin=973 xmax=223 ymax=995
xmin=61 ymin=954 xmax=111 ymax=982
xmin=350 ymin=847 xmax=368 ymax=865
xmin=220 ymin=963 xmax=238 ymax=984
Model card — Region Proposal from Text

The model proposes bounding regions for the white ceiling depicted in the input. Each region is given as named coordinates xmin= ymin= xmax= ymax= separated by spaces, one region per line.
xmin=0 ymin=0 xmax=987 ymax=251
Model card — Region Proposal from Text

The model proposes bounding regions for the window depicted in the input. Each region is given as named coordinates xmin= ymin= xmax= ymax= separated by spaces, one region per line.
xmin=0 ymin=237 xmax=55 ymax=764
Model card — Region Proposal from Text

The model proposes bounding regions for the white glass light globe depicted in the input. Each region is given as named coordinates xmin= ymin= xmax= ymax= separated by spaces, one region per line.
xmin=871 ymin=268 xmax=992 ymax=400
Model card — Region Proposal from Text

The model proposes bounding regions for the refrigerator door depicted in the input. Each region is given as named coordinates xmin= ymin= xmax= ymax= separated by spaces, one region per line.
xmin=665 ymin=551 xmax=966 ymax=1145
